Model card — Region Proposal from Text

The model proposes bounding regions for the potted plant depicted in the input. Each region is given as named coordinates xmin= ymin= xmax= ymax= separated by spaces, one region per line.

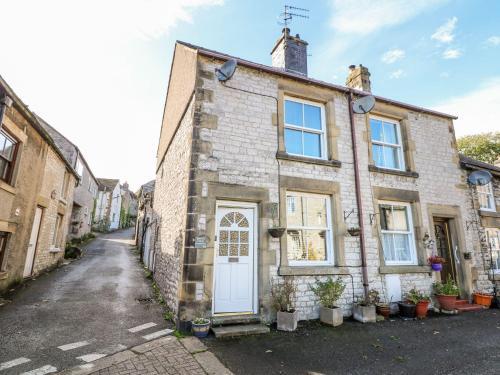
xmin=398 ymin=288 xmax=419 ymax=320
xmin=310 ymin=277 xmax=346 ymax=327
xmin=433 ymin=277 xmax=460 ymax=311
xmin=428 ymin=255 xmax=446 ymax=271
xmin=415 ymin=292 xmax=431 ymax=319
xmin=473 ymin=291 xmax=493 ymax=308
xmin=268 ymin=204 xmax=286 ymax=238
xmin=368 ymin=289 xmax=390 ymax=318
xmin=271 ymin=277 xmax=298 ymax=331
xmin=191 ymin=317 xmax=211 ymax=338
xmin=353 ymin=289 xmax=377 ymax=323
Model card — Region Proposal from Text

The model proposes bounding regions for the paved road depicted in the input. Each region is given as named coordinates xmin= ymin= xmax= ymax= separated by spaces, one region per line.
xmin=0 ymin=229 xmax=170 ymax=375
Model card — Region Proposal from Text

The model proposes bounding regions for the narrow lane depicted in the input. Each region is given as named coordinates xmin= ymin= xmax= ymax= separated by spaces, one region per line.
xmin=0 ymin=229 xmax=170 ymax=374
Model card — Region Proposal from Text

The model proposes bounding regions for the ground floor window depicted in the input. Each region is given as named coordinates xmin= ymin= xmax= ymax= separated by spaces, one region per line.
xmin=52 ymin=214 xmax=64 ymax=248
xmin=0 ymin=231 xmax=8 ymax=271
xmin=379 ymin=201 xmax=417 ymax=265
xmin=286 ymin=192 xmax=333 ymax=265
xmin=486 ymin=228 xmax=500 ymax=272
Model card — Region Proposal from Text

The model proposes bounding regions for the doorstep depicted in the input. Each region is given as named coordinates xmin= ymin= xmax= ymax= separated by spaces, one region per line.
xmin=211 ymin=324 xmax=270 ymax=338
xmin=211 ymin=313 xmax=261 ymax=327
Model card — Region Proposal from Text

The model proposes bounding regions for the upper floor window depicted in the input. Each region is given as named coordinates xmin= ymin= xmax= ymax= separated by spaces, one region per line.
xmin=477 ymin=182 xmax=495 ymax=211
xmin=0 ymin=130 xmax=18 ymax=184
xmin=286 ymin=192 xmax=333 ymax=265
xmin=284 ymin=98 xmax=326 ymax=159
xmin=379 ymin=201 xmax=417 ymax=265
xmin=61 ymin=172 xmax=70 ymax=199
xmin=370 ymin=116 xmax=405 ymax=170
xmin=52 ymin=214 xmax=64 ymax=248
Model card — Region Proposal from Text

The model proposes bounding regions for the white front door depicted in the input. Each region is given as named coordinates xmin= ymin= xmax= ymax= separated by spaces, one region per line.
xmin=214 ymin=203 xmax=256 ymax=314
xmin=24 ymin=207 xmax=42 ymax=278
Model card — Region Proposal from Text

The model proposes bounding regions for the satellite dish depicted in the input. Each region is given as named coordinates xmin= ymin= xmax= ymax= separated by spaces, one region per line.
xmin=352 ymin=95 xmax=375 ymax=114
xmin=215 ymin=59 xmax=237 ymax=82
xmin=468 ymin=170 xmax=493 ymax=186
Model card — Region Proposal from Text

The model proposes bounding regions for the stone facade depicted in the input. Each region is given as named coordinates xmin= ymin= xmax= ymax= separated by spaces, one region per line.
xmin=153 ymin=40 xmax=494 ymax=326
xmin=135 ymin=180 xmax=155 ymax=270
xmin=0 ymin=77 xmax=77 ymax=293
xmin=95 ymin=179 xmax=121 ymax=232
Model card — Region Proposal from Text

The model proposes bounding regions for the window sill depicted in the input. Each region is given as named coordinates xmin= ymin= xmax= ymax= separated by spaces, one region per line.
xmin=379 ymin=265 xmax=430 ymax=274
xmin=0 ymin=271 xmax=8 ymax=280
xmin=49 ymin=247 xmax=63 ymax=253
xmin=0 ymin=180 xmax=16 ymax=195
xmin=276 ymin=151 xmax=341 ymax=168
xmin=279 ymin=265 xmax=350 ymax=276
xmin=479 ymin=209 xmax=499 ymax=218
xmin=368 ymin=165 xmax=418 ymax=178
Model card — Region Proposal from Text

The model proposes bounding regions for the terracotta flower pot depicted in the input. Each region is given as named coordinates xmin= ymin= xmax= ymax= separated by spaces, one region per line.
xmin=376 ymin=304 xmax=390 ymax=319
xmin=416 ymin=300 xmax=430 ymax=319
xmin=435 ymin=294 xmax=457 ymax=311
xmin=473 ymin=293 xmax=493 ymax=308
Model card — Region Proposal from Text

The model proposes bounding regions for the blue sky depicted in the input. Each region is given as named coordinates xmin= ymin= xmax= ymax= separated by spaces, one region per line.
xmin=0 ymin=0 xmax=499 ymax=189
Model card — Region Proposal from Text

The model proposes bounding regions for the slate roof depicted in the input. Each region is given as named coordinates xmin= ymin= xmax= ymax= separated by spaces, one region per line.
xmin=459 ymin=154 xmax=500 ymax=176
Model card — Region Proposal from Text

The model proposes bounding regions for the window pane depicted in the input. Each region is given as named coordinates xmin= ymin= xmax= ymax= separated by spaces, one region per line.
xmin=303 ymin=132 xmax=321 ymax=157
xmin=305 ymin=230 xmax=327 ymax=261
xmin=383 ymin=122 xmax=398 ymax=144
xmin=370 ymin=119 xmax=383 ymax=142
xmin=1 ymin=138 xmax=14 ymax=160
xmin=0 ymin=159 xmax=8 ymax=180
xmin=394 ymin=234 xmax=411 ymax=261
xmin=372 ymin=144 xmax=384 ymax=167
xmin=287 ymin=196 xmax=304 ymax=227
xmin=304 ymin=104 xmax=321 ymax=130
xmin=285 ymin=129 xmax=303 ymax=155
xmin=285 ymin=100 xmax=303 ymax=126
xmin=287 ymin=229 xmax=306 ymax=261
xmin=380 ymin=205 xmax=390 ymax=231
xmin=382 ymin=233 xmax=395 ymax=262
xmin=392 ymin=206 xmax=409 ymax=231
xmin=304 ymin=196 xmax=327 ymax=227
xmin=383 ymin=145 xmax=399 ymax=169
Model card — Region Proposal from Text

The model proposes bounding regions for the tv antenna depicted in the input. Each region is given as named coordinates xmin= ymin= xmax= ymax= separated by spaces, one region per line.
xmin=278 ymin=5 xmax=309 ymax=28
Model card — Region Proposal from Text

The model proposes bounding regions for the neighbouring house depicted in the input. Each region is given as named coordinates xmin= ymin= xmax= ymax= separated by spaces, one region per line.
xmin=135 ymin=180 xmax=155 ymax=270
xmin=120 ymin=182 xmax=138 ymax=229
xmin=460 ymin=155 xmax=500 ymax=296
xmin=152 ymin=29 xmax=494 ymax=327
xmin=0 ymin=76 xmax=78 ymax=293
xmin=94 ymin=178 xmax=121 ymax=232
xmin=37 ymin=117 xmax=98 ymax=241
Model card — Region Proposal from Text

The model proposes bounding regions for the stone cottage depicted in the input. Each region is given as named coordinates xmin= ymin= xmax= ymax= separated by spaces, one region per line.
xmin=0 ymin=76 xmax=78 ymax=292
xmin=37 ymin=116 xmax=98 ymax=240
xmin=460 ymin=155 xmax=500 ymax=297
xmin=152 ymin=29 xmax=494 ymax=327
xmin=94 ymin=178 xmax=121 ymax=231
xmin=120 ymin=182 xmax=138 ymax=229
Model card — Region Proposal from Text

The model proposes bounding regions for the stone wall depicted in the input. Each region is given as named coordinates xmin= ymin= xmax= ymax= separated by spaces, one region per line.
xmin=153 ymin=97 xmax=195 ymax=315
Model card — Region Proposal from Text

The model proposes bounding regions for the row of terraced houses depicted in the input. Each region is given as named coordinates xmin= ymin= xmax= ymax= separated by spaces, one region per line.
xmin=142 ymin=29 xmax=500 ymax=329
xmin=0 ymin=76 xmax=137 ymax=293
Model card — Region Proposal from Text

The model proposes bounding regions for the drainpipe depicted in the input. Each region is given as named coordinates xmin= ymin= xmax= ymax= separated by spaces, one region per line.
xmin=347 ymin=91 xmax=370 ymax=300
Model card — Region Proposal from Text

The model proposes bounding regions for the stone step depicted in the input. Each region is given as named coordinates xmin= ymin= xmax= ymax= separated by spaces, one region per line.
xmin=455 ymin=303 xmax=485 ymax=312
xmin=455 ymin=299 xmax=469 ymax=305
xmin=211 ymin=314 xmax=261 ymax=327
xmin=211 ymin=324 xmax=269 ymax=338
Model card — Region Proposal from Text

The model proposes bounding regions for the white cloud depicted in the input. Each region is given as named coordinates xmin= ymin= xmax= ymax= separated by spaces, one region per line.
xmin=431 ymin=17 xmax=458 ymax=43
xmin=390 ymin=69 xmax=405 ymax=79
xmin=0 ymin=0 xmax=223 ymax=189
xmin=329 ymin=0 xmax=447 ymax=35
xmin=433 ymin=77 xmax=500 ymax=136
xmin=381 ymin=49 xmax=405 ymax=64
xmin=442 ymin=48 xmax=462 ymax=59
xmin=486 ymin=36 xmax=500 ymax=46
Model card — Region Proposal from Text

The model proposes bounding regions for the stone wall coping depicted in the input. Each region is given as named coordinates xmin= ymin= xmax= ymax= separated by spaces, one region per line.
xmin=379 ymin=265 xmax=431 ymax=274
xmin=368 ymin=164 xmax=419 ymax=178
xmin=279 ymin=266 xmax=350 ymax=276
xmin=276 ymin=151 xmax=342 ymax=168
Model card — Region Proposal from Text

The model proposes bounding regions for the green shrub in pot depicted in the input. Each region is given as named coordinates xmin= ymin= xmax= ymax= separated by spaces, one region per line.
xmin=310 ymin=277 xmax=346 ymax=326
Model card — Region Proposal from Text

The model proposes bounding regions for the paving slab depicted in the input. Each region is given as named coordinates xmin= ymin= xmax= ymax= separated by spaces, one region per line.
xmin=179 ymin=336 xmax=207 ymax=354
xmin=193 ymin=351 xmax=233 ymax=375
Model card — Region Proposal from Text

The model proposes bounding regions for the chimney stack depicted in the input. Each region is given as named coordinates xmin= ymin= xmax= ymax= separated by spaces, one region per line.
xmin=346 ymin=64 xmax=371 ymax=92
xmin=271 ymin=28 xmax=308 ymax=76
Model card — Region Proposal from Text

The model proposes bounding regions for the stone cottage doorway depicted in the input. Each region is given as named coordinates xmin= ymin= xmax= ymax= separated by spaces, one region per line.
xmin=213 ymin=202 xmax=257 ymax=315
xmin=434 ymin=217 xmax=458 ymax=282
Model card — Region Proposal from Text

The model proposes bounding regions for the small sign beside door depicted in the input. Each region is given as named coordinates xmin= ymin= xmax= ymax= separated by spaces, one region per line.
xmin=194 ymin=236 xmax=207 ymax=249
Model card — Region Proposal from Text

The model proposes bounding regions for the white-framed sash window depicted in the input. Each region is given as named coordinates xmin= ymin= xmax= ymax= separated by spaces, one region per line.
xmin=286 ymin=192 xmax=334 ymax=265
xmin=477 ymin=182 xmax=496 ymax=212
xmin=284 ymin=97 xmax=327 ymax=159
xmin=379 ymin=201 xmax=417 ymax=265
xmin=370 ymin=116 xmax=405 ymax=171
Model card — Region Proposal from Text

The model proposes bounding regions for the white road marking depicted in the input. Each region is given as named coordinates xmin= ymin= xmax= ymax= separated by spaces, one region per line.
xmin=57 ymin=340 xmax=90 ymax=351
xmin=142 ymin=329 xmax=174 ymax=341
xmin=20 ymin=365 xmax=57 ymax=375
xmin=127 ymin=322 xmax=157 ymax=333
xmin=79 ymin=364 xmax=95 ymax=370
xmin=0 ymin=357 xmax=31 ymax=370
xmin=76 ymin=353 xmax=107 ymax=363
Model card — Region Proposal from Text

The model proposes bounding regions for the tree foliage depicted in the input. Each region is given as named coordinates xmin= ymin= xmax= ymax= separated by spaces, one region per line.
xmin=457 ymin=132 xmax=500 ymax=164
